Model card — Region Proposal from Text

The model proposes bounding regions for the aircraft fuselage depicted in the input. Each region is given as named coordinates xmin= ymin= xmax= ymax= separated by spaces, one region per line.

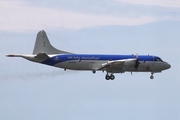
xmin=40 ymin=54 xmax=170 ymax=73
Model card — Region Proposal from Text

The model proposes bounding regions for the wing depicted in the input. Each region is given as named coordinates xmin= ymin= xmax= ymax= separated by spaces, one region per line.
xmin=97 ymin=58 xmax=136 ymax=73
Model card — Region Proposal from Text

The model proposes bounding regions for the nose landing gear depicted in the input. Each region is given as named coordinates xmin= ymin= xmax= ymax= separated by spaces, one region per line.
xmin=150 ymin=72 xmax=154 ymax=79
xmin=105 ymin=73 xmax=115 ymax=80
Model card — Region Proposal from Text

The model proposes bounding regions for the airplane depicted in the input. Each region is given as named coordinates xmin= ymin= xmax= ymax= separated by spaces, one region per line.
xmin=6 ymin=30 xmax=171 ymax=80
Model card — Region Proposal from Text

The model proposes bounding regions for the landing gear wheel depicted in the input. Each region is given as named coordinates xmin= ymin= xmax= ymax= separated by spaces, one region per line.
xmin=150 ymin=72 xmax=154 ymax=79
xmin=92 ymin=70 xmax=96 ymax=74
xmin=110 ymin=75 xmax=115 ymax=80
xmin=105 ymin=75 xmax=110 ymax=80
xmin=105 ymin=73 xmax=115 ymax=80
xmin=150 ymin=76 xmax=154 ymax=79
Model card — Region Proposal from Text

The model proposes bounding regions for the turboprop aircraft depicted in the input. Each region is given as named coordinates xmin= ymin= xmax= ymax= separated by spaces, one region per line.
xmin=6 ymin=30 xmax=171 ymax=80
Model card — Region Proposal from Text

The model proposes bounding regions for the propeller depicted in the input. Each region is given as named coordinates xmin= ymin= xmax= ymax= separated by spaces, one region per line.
xmin=134 ymin=54 xmax=140 ymax=69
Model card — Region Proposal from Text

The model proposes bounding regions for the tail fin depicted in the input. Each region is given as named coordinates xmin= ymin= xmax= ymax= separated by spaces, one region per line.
xmin=33 ymin=30 xmax=71 ymax=55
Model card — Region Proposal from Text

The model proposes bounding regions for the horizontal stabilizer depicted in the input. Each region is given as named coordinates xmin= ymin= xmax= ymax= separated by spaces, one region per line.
xmin=6 ymin=53 xmax=50 ymax=62
xmin=6 ymin=54 xmax=22 ymax=57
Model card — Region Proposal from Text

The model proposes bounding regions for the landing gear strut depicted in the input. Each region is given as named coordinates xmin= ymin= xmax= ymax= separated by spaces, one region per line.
xmin=105 ymin=73 xmax=115 ymax=80
xmin=150 ymin=72 xmax=154 ymax=79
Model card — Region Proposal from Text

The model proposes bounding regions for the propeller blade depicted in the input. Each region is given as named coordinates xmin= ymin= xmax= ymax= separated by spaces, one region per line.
xmin=134 ymin=53 xmax=140 ymax=69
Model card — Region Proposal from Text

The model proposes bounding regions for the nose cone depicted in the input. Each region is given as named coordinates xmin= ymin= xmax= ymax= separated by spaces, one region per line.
xmin=168 ymin=63 xmax=171 ymax=69
xmin=164 ymin=63 xmax=171 ymax=70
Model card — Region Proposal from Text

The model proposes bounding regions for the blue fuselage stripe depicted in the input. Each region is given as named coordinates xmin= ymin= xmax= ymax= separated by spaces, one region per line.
xmin=41 ymin=54 xmax=156 ymax=66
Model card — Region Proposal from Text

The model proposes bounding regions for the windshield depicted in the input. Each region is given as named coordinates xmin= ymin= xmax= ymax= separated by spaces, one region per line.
xmin=156 ymin=57 xmax=163 ymax=62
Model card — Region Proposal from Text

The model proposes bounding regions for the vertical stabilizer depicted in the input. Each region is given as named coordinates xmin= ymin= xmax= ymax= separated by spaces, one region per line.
xmin=33 ymin=30 xmax=71 ymax=55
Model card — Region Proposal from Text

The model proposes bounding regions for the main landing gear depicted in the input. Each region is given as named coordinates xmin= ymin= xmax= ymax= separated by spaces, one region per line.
xmin=105 ymin=73 xmax=115 ymax=80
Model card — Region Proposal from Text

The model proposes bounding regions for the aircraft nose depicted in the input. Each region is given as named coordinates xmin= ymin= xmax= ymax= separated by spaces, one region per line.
xmin=167 ymin=63 xmax=171 ymax=69
xmin=165 ymin=63 xmax=171 ymax=69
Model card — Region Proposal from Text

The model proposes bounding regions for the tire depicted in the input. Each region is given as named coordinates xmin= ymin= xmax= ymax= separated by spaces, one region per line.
xmin=110 ymin=75 xmax=115 ymax=80
xmin=105 ymin=75 xmax=110 ymax=80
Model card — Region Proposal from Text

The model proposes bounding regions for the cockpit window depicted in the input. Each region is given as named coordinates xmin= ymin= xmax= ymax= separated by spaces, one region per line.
xmin=156 ymin=57 xmax=163 ymax=62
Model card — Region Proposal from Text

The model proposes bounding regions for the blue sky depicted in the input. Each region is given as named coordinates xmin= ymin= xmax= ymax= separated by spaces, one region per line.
xmin=0 ymin=0 xmax=180 ymax=120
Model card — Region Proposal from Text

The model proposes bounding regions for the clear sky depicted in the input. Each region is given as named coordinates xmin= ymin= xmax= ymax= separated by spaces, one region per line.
xmin=0 ymin=0 xmax=180 ymax=120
